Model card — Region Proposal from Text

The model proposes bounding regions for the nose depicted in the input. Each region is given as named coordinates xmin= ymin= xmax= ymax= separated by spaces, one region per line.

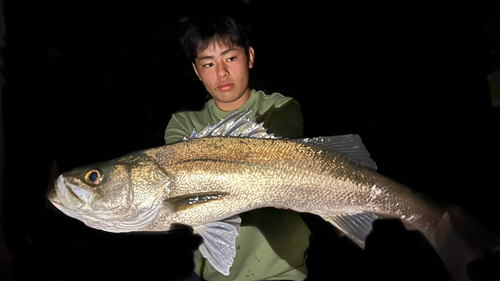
xmin=217 ymin=64 xmax=229 ymax=78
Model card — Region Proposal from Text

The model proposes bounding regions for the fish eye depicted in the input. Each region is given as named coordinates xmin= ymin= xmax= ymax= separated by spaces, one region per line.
xmin=85 ymin=169 xmax=103 ymax=186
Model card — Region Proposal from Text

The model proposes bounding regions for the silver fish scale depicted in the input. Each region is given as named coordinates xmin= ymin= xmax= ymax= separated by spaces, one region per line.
xmin=143 ymin=136 xmax=442 ymax=243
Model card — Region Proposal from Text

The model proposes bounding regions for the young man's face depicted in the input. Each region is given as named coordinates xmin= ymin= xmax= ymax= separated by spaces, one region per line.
xmin=192 ymin=41 xmax=255 ymax=111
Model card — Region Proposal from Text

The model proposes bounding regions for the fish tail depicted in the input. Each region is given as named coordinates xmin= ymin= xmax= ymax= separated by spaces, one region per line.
xmin=434 ymin=206 xmax=500 ymax=281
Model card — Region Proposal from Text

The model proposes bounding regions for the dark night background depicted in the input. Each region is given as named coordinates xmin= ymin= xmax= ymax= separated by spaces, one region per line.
xmin=1 ymin=0 xmax=500 ymax=280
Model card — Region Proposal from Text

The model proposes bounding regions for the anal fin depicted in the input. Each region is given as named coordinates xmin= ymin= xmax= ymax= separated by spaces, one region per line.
xmin=323 ymin=213 xmax=379 ymax=249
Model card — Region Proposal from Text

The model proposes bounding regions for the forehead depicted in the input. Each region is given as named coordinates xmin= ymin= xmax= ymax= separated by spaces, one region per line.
xmin=196 ymin=38 xmax=243 ymax=57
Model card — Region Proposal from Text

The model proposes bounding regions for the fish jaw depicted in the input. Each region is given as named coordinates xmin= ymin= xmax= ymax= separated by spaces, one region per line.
xmin=49 ymin=175 xmax=93 ymax=209
xmin=48 ymin=175 xmax=123 ymax=232
xmin=48 ymin=176 xmax=107 ymax=230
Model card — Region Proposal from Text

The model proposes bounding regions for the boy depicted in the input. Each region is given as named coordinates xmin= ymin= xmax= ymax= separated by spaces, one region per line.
xmin=165 ymin=14 xmax=310 ymax=280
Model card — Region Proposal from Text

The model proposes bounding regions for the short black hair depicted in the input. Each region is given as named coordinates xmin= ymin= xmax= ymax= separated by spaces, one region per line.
xmin=180 ymin=14 xmax=251 ymax=63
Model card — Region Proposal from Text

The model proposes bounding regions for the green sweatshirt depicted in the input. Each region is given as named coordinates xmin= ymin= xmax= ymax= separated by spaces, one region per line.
xmin=164 ymin=90 xmax=310 ymax=281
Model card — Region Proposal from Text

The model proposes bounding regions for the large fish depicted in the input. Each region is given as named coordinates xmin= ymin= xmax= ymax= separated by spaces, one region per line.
xmin=47 ymin=110 xmax=495 ymax=280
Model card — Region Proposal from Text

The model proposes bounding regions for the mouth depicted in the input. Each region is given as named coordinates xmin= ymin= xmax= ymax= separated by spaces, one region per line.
xmin=217 ymin=83 xmax=235 ymax=92
xmin=50 ymin=175 xmax=94 ymax=209
xmin=47 ymin=182 xmax=84 ymax=222
xmin=48 ymin=176 xmax=103 ymax=226
xmin=47 ymin=189 xmax=62 ymax=205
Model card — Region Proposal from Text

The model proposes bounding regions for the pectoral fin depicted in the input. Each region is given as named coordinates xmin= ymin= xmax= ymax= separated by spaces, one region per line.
xmin=164 ymin=192 xmax=229 ymax=213
xmin=323 ymin=213 xmax=379 ymax=249
xmin=193 ymin=216 xmax=242 ymax=276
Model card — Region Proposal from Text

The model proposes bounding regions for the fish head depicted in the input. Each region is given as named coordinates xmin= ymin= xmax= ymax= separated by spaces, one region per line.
xmin=47 ymin=152 xmax=171 ymax=232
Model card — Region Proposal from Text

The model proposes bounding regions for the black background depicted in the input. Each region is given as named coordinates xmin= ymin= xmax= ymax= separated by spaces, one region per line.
xmin=2 ymin=0 xmax=500 ymax=280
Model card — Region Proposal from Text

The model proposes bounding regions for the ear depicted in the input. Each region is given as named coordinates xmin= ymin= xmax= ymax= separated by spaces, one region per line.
xmin=248 ymin=47 xmax=255 ymax=69
xmin=192 ymin=63 xmax=202 ymax=81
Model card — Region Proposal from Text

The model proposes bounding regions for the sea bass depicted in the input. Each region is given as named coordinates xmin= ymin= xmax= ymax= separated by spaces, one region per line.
xmin=47 ymin=111 xmax=486 ymax=280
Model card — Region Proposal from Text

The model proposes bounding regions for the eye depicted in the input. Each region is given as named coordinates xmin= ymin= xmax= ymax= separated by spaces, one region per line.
xmin=85 ymin=169 xmax=103 ymax=186
xmin=227 ymin=57 xmax=236 ymax=62
xmin=203 ymin=63 xmax=214 ymax=68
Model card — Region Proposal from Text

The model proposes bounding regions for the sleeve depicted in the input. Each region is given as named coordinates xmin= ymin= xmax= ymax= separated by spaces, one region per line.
xmin=164 ymin=114 xmax=192 ymax=144
xmin=264 ymin=101 xmax=304 ymax=139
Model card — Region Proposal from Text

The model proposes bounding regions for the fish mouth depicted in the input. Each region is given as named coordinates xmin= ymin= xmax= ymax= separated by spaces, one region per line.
xmin=49 ymin=175 xmax=94 ymax=210
xmin=48 ymin=176 xmax=103 ymax=228
xmin=47 ymin=189 xmax=62 ymax=205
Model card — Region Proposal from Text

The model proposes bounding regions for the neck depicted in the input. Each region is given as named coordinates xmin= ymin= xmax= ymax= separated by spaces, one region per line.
xmin=215 ymin=88 xmax=252 ymax=112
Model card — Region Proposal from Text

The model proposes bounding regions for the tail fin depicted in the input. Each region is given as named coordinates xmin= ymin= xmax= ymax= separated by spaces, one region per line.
xmin=435 ymin=206 xmax=500 ymax=281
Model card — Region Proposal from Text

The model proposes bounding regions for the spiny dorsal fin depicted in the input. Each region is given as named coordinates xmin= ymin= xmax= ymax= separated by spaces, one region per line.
xmin=185 ymin=110 xmax=276 ymax=140
xmin=193 ymin=215 xmax=242 ymax=276
xmin=297 ymin=135 xmax=377 ymax=171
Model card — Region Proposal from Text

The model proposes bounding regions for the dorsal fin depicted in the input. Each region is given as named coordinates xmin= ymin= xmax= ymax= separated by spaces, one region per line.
xmin=185 ymin=110 xmax=276 ymax=140
xmin=185 ymin=110 xmax=376 ymax=170
xmin=297 ymin=135 xmax=377 ymax=171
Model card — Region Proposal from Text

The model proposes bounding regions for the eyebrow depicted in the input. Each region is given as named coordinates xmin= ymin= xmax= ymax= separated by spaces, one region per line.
xmin=197 ymin=48 xmax=237 ymax=61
